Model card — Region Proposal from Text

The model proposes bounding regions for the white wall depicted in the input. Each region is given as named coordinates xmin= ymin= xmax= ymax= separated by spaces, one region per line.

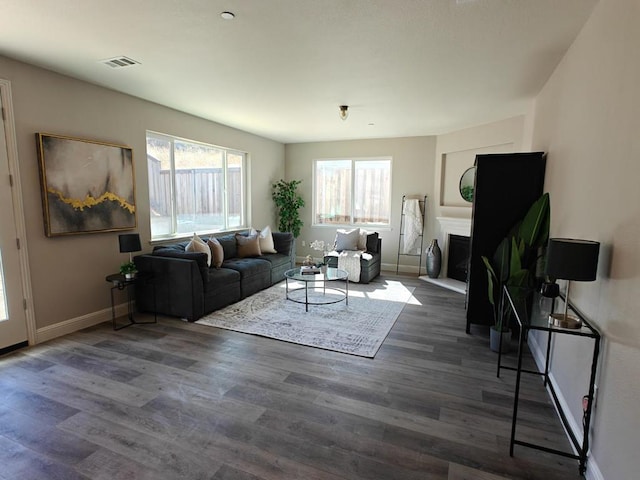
xmin=0 ymin=55 xmax=284 ymax=332
xmin=285 ymin=137 xmax=436 ymax=272
xmin=530 ymin=0 xmax=640 ymax=478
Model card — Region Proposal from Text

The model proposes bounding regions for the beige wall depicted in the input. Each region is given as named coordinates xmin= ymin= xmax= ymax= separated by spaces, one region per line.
xmin=434 ymin=115 xmax=529 ymax=221
xmin=0 ymin=55 xmax=284 ymax=332
xmin=530 ymin=0 xmax=639 ymax=478
xmin=285 ymin=137 xmax=436 ymax=272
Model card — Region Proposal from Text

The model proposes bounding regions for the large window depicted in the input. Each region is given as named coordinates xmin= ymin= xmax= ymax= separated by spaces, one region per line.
xmin=314 ymin=157 xmax=391 ymax=226
xmin=146 ymin=132 xmax=246 ymax=239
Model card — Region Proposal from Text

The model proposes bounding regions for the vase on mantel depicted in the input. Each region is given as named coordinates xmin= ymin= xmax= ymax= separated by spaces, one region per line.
xmin=426 ymin=239 xmax=442 ymax=278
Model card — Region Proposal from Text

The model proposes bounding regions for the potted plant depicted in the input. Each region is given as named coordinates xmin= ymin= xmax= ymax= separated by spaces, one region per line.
xmin=482 ymin=193 xmax=550 ymax=352
xmin=119 ymin=261 xmax=138 ymax=280
xmin=272 ymin=179 xmax=305 ymax=238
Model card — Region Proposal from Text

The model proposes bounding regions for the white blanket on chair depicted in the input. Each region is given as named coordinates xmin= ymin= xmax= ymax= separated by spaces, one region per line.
xmin=338 ymin=250 xmax=364 ymax=283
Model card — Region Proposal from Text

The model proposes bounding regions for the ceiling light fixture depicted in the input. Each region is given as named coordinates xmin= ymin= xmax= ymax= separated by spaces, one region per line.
xmin=339 ymin=105 xmax=349 ymax=121
xmin=220 ymin=11 xmax=235 ymax=20
xmin=100 ymin=56 xmax=140 ymax=68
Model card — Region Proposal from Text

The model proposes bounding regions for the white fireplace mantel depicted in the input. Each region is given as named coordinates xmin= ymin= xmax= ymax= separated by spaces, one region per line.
xmin=420 ymin=216 xmax=471 ymax=294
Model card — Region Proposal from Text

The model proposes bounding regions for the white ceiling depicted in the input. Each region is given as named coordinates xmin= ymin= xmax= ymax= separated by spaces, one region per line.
xmin=0 ymin=0 xmax=598 ymax=144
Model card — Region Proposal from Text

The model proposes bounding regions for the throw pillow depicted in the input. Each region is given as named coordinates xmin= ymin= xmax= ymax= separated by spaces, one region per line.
xmin=358 ymin=229 xmax=370 ymax=250
xmin=334 ymin=228 xmax=360 ymax=251
xmin=186 ymin=233 xmax=211 ymax=267
xmin=207 ymin=237 xmax=224 ymax=268
xmin=236 ymin=233 xmax=262 ymax=258
xmin=253 ymin=225 xmax=277 ymax=254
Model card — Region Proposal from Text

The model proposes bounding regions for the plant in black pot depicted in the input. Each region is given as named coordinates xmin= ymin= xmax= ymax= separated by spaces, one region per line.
xmin=482 ymin=193 xmax=550 ymax=352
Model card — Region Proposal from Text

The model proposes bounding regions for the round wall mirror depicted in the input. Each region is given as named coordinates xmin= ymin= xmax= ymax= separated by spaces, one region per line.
xmin=459 ymin=166 xmax=475 ymax=203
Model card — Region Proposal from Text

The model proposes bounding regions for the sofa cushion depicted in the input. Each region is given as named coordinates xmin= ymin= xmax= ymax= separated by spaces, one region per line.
xmin=236 ymin=233 xmax=262 ymax=257
xmin=260 ymin=252 xmax=291 ymax=269
xmin=205 ymin=267 xmax=240 ymax=286
xmin=223 ymin=257 xmax=271 ymax=279
xmin=335 ymin=228 xmax=360 ymax=251
xmin=203 ymin=268 xmax=241 ymax=312
xmin=217 ymin=234 xmax=238 ymax=259
xmin=207 ymin=237 xmax=224 ymax=268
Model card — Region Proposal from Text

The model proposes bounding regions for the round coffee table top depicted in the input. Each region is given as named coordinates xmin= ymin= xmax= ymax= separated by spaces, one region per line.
xmin=284 ymin=267 xmax=348 ymax=282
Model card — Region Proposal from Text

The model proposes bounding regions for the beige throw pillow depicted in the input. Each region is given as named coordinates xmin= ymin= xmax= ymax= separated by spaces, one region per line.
xmin=236 ymin=233 xmax=262 ymax=258
xmin=207 ymin=237 xmax=224 ymax=268
xmin=186 ymin=233 xmax=211 ymax=267
xmin=256 ymin=225 xmax=277 ymax=254
xmin=358 ymin=229 xmax=369 ymax=250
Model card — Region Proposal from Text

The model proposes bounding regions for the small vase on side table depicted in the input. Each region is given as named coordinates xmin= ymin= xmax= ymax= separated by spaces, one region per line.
xmin=426 ymin=239 xmax=442 ymax=278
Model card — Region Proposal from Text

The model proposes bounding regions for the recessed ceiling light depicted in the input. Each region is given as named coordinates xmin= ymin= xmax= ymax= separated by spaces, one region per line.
xmin=220 ymin=11 xmax=235 ymax=20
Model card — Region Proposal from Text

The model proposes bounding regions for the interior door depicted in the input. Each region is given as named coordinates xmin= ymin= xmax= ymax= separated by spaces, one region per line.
xmin=0 ymin=92 xmax=28 ymax=351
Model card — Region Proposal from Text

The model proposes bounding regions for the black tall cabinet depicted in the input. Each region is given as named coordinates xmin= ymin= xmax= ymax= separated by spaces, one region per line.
xmin=466 ymin=152 xmax=546 ymax=333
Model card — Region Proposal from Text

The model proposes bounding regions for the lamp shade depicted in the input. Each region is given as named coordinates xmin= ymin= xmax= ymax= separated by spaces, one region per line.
xmin=119 ymin=233 xmax=141 ymax=253
xmin=545 ymin=238 xmax=600 ymax=281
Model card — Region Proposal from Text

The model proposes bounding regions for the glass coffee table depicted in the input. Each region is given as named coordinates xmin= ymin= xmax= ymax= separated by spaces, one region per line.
xmin=284 ymin=267 xmax=349 ymax=312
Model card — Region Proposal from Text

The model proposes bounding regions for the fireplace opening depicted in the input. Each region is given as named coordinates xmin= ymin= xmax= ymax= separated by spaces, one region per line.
xmin=448 ymin=234 xmax=470 ymax=283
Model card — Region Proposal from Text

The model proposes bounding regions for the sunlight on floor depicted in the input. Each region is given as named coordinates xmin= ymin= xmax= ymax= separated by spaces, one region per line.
xmin=280 ymin=277 xmax=422 ymax=306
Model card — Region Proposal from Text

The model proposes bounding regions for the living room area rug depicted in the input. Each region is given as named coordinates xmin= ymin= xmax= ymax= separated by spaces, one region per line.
xmin=196 ymin=278 xmax=416 ymax=358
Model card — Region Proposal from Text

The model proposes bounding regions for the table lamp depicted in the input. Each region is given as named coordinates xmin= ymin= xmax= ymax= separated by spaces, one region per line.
xmin=119 ymin=233 xmax=142 ymax=263
xmin=545 ymin=238 xmax=600 ymax=329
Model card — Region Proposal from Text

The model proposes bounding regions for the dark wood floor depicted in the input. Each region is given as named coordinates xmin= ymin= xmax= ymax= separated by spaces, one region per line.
xmin=0 ymin=275 xmax=583 ymax=480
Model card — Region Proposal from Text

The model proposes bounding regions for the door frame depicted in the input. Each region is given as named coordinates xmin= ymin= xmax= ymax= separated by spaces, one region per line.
xmin=1 ymin=78 xmax=36 ymax=345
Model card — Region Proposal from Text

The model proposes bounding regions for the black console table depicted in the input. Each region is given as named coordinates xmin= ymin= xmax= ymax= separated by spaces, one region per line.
xmin=106 ymin=273 xmax=156 ymax=330
xmin=498 ymin=286 xmax=601 ymax=476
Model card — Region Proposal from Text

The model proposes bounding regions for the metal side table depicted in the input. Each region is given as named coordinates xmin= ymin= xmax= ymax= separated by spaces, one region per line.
xmin=106 ymin=272 xmax=157 ymax=330
xmin=498 ymin=285 xmax=600 ymax=476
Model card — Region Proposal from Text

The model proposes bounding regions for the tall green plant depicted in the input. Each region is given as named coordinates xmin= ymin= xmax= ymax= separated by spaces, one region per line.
xmin=272 ymin=179 xmax=305 ymax=238
xmin=482 ymin=193 xmax=550 ymax=331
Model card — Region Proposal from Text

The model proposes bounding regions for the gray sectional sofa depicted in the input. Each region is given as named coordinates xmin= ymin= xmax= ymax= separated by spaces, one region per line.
xmin=133 ymin=231 xmax=294 ymax=321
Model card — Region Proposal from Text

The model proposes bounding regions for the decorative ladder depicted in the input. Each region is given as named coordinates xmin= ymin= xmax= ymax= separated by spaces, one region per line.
xmin=396 ymin=195 xmax=427 ymax=275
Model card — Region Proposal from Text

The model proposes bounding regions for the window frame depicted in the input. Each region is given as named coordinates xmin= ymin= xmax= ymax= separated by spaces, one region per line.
xmin=146 ymin=130 xmax=247 ymax=241
xmin=312 ymin=156 xmax=392 ymax=228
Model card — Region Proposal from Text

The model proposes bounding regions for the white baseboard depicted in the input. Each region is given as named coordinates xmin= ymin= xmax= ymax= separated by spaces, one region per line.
xmin=35 ymin=303 xmax=128 ymax=344
xmin=527 ymin=333 xmax=604 ymax=480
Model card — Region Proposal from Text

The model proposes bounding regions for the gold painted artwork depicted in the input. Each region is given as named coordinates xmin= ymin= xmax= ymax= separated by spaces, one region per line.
xmin=47 ymin=188 xmax=136 ymax=214
xmin=36 ymin=133 xmax=136 ymax=236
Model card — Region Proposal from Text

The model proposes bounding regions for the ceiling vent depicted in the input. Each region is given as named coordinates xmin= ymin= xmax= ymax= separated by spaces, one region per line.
xmin=101 ymin=56 xmax=140 ymax=68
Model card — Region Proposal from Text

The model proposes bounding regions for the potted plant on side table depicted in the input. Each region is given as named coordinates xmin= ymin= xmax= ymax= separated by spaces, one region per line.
xmin=119 ymin=261 xmax=138 ymax=280
xmin=482 ymin=193 xmax=550 ymax=352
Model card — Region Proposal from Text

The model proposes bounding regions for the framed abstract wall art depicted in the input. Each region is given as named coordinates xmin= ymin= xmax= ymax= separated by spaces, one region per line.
xmin=35 ymin=133 xmax=136 ymax=237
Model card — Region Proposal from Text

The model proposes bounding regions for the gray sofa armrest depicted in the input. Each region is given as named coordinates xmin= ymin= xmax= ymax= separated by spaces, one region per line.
xmin=134 ymin=254 xmax=205 ymax=321
xmin=151 ymin=246 xmax=209 ymax=285
xmin=272 ymin=232 xmax=295 ymax=259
